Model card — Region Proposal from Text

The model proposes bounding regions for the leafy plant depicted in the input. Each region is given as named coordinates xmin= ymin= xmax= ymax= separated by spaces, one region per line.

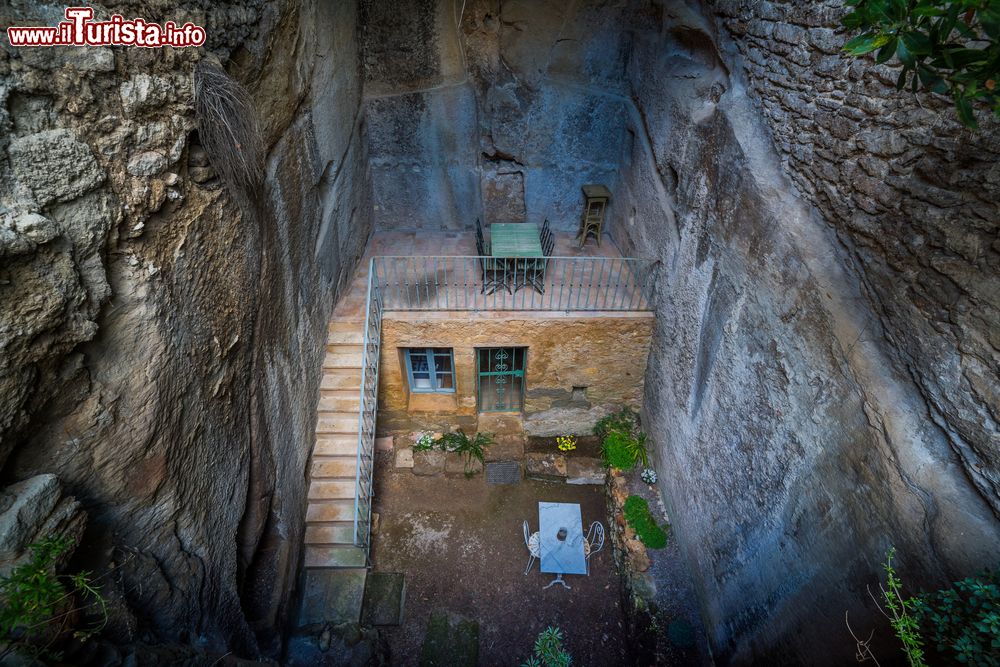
xmin=0 ymin=537 xmax=108 ymax=662
xmin=413 ymin=433 xmax=435 ymax=451
xmin=595 ymin=407 xmax=649 ymax=467
xmin=622 ymin=495 xmax=669 ymax=550
xmin=555 ymin=435 xmax=577 ymax=452
xmin=912 ymin=566 xmax=1000 ymax=666
xmin=521 ymin=626 xmax=572 ymax=667
xmin=875 ymin=548 xmax=928 ymax=667
xmin=640 ymin=467 xmax=658 ymax=484
xmin=841 ymin=0 xmax=1000 ymax=127
xmin=594 ymin=407 xmax=640 ymax=442
xmin=436 ymin=430 xmax=494 ymax=475
xmin=602 ymin=431 xmax=639 ymax=469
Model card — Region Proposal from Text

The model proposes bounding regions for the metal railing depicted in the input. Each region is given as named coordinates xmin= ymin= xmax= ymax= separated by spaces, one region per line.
xmin=372 ymin=256 xmax=657 ymax=312
xmin=352 ymin=259 xmax=383 ymax=557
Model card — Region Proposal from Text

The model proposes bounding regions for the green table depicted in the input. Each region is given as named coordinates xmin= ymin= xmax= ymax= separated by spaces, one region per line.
xmin=490 ymin=223 xmax=543 ymax=257
xmin=490 ymin=223 xmax=544 ymax=293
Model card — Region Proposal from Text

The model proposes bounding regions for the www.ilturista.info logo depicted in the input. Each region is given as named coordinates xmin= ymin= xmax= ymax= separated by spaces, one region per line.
xmin=6 ymin=7 xmax=206 ymax=48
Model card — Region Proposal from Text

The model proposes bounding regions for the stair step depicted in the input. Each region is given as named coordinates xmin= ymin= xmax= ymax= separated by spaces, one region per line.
xmin=305 ymin=522 xmax=355 ymax=545
xmin=324 ymin=351 xmax=364 ymax=369
xmin=307 ymin=500 xmax=355 ymax=522
xmin=321 ymin=369 xmax=363 ymax=390
xmin=305 ymin=545 xmax=367 ymax=568
xmin=315 ymin=435 xmax=358 ymax=456
xmin=311 ymin=456 xmax=357 ymax=479
xmin=319 ymin=390 xmax=361 ymax=412
xmin=308 ymin=479 xmax=356 ymax=500
xmin=328 ymin=321 xmax=365 ymax=344
xmin=316 ymin=413 xmax=360 ymax=435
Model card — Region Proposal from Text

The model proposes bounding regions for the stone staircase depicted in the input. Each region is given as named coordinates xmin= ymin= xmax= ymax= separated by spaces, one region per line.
xmin=304 ymin=320 xmax=368 ymax=570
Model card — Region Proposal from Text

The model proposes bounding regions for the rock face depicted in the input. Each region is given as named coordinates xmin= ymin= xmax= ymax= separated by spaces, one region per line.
xmin=0 ymin=474 xmax=86 ymax=577
xmin=361 ymin=0 xmax=631 ymax=230
xmin=1 ymin=0 xmax=370 ymax=659
xmin=612 ymin=2 xmax=1000 ymax=664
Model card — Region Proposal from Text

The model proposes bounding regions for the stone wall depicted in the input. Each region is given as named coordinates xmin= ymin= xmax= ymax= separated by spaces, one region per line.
xmin=711 ymin=0 xmax=1000 ymax=519
xmin=610 ymin=1 xmax=1000 ymax=663
xmin=0 ymin=0 xmax=369 ymax=658
xmin=361 ymin=0 xmax=633 ymax=232
xmin=376 ymin=314 xmax=652 ymax=436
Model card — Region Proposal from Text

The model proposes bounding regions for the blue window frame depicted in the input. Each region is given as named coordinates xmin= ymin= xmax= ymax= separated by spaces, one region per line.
xmin=404 ymin=348 xmax=455 ymax=393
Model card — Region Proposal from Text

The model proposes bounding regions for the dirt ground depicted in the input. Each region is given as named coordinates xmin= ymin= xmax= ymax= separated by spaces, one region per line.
xmin=370 ymin=452 xmax=631 ymax=666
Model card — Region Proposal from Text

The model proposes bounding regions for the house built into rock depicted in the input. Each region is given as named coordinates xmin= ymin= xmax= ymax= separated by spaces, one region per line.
xmin=1 ymin=0 xmax=998 ymax=664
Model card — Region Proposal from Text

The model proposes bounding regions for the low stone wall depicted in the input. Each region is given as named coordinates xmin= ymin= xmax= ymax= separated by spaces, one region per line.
xmin=389 ymin=430 xmax=604 ymax=484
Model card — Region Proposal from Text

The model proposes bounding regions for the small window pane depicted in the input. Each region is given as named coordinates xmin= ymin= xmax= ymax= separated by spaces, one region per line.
xmin=407 ymin=348 xmax=454 ymax=393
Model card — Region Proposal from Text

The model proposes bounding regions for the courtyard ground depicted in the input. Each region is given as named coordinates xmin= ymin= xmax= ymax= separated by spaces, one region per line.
xmin=369 ymin=452 xmax=630 ymax=665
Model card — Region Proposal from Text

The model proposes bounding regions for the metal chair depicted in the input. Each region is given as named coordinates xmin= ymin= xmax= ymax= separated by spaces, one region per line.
xmin=584 ymin=521 xmax=605 ymax=574
xmin=477 ymin=236 xmax=508 ymax=295
xmin=523 ymin=521 xmax=540 ymax=575
xmin=475 ymin=217 xmax=488 ymax=253
xmin=527 ymin=220 xmax=554 ymax=294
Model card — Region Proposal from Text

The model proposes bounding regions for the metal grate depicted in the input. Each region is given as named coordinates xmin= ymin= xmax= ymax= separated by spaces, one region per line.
xmin=486 ymin=461 xmax=521 ymax=485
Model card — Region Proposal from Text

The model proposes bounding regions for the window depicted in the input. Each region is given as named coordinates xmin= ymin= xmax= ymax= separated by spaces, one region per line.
xmin=404 ymin=348 xmax=455 ymax=393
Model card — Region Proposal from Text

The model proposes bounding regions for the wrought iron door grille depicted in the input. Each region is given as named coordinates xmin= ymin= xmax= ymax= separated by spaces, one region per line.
xmin=477 ymin=347 xmax=526 ymax=412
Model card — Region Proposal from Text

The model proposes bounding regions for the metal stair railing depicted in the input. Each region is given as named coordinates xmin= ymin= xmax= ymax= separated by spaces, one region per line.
xmin=352 ymin=259 xmax=383 ymax=559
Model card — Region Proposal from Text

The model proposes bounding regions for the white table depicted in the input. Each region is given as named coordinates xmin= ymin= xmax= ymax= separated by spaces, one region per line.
xmin=538 ymin=501 xmax=586 ymax=589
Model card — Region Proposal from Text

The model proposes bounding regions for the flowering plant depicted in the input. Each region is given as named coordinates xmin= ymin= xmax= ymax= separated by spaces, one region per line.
xmin=414 ymin=433 xmax=435 ymax=451
xmin=640 ymin=467 xmax=657 ymax=484
xmin=556 ymin=435 xmax=577 ymax=452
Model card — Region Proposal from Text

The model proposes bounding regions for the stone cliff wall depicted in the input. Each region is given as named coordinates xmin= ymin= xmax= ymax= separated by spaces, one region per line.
xmin=612 ymin=1 xmax=1000 ymax=663
xmin=0 ymin=0 xmax=369 ymax=657
xmin=361 ymin=0 xmax=634 ymax=231
xmin=711 ymin=0 xmax=1000 ymax=520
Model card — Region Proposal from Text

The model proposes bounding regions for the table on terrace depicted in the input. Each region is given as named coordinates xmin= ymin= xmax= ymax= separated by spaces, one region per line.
xmin=538 ymin=501 xmax=587 ymax=590
xmin=490 ymin=223 xmax=544 ymax=292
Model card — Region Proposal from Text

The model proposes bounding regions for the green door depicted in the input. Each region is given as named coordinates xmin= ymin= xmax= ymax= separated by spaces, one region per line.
xmin=477 ymin=348 xmax=526 ymax=412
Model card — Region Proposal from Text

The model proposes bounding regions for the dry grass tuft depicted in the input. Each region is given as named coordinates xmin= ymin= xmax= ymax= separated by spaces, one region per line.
xmin=193 ymin=60 xmax=264 ymax=201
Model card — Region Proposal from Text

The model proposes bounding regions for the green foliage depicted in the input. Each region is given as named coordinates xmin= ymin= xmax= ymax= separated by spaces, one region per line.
xmin=879 ymin=548 xmax=928 ymax=667
xmin=435 ymin=430 xmax=494 ymax=475
xmin=841 ymin=0 xmax=1000 ymax=127
xmin=520 ymin=626 xmax=572 ymax=667
xmin=912 ymin=566 xmax=1000 ymax=666
xmin=596 ymin=407 xmax=649 ymax=469
xmin=602 ymin=432 xmax=639 ymax=469
xmin=413 ymin=433 xmax=435 ymax=451
xmin=594 ymin=407 xmax=640 ymax=442
xmin=622 ymin=495 xmax=669 ymax=550
xmin=0 ymin=536 xmax=108 ymax=661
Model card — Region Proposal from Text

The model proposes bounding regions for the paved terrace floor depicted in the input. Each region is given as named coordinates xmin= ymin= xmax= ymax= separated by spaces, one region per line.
xmin=332 ymin=230 xmax=645 ymax=320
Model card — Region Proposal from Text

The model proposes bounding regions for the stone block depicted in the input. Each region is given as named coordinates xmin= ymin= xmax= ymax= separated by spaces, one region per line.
xmin=484 ymin=437 xmax=524 ymax=462
xmin=412 ymin=450 xmax=445 ymax=476
xmin=395 ymin=448 xmax=414 ymax=469
xmin=525 ymin=453 xmax=567 ymax=481
xmin=566 ymin=457 xmax=605 ymax=485
xmin=445 ymin=453 xmax=483 ymax=476
xmin=375 ymin=436 xmax=394 ymax=453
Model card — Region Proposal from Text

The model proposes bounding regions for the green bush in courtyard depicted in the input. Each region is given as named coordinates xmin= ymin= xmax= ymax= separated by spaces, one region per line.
xmin=623 ymin=495 xmax=669 ymax=550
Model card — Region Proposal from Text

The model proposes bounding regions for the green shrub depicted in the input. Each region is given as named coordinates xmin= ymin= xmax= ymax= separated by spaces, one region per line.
xmin=840 ymin=0 xmax=1000 ymax=128
xmin=0 ymin=536 xmax=107 ymax=662
xmin=622 ymin=495 xmax=669 ymax=550
xmin=594 ymin=407 xmax=640 ymax=441
xmin=520 ymin=626 xmax=572 ymax=667
xmin=436 ymin=430 xmax=494 ymax=475
xmin=912 ymin=566 xmax=1000 ymax=666
xmin=602 ymin=432 xmax=638 ymax=469
xmin=596 ymin=407 xmax=649 ymax=468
